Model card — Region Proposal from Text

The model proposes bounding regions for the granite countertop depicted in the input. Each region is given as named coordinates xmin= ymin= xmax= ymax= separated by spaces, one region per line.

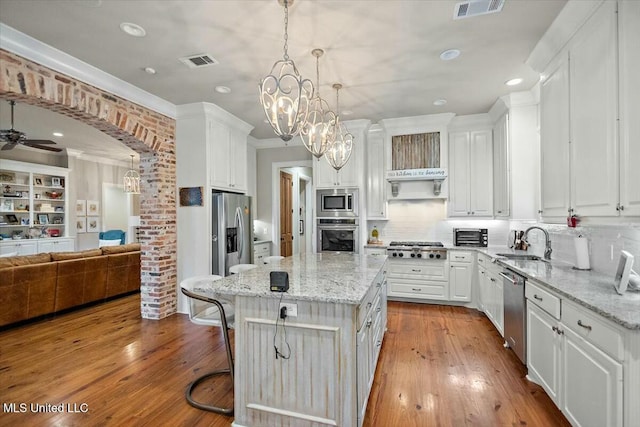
xmin=478 ymin=247 xmax=640 ymax=330
xmin=187 ymin=253 xmax=387 ymax=305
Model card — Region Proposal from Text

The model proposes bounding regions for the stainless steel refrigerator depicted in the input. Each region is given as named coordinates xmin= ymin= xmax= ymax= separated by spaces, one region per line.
xmin=212 ymin=192 xmax=253 ymax=276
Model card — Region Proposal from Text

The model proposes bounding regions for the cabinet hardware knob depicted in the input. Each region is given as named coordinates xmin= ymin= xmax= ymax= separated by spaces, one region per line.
xmin=366 ymin=319 xmax=372 ymax=328
xmin=534 ymin=295 xmax=543 ymax=301
xmin=538 ymin=209 xmax=543 ymax=214
xmin=552 ymin=326 xmax=558 ymax=333
xmin=411 ymin=269 xmax=421 ymax=272
xmin=577 ymin=320 xmax=592 ymax=331
xmin=411 ymin=288 xmax=421 ymax=292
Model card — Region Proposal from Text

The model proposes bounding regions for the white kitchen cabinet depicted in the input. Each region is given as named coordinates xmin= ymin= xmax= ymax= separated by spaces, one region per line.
xmin=527 ymin=281 xmax=626 ymax=427
xmin=356 ymin=268 xmax=386 ymax=426
xmin=619 ymin=0 xmax=640 ymax=217
xmin=314 ymin=142 xmax=359 ymax=188
xmin=364 ymin=246 xmax=386 ymax=257
xmin=569 ymin=0 xmax=618 ymax=217
xmin=448 ymin=130 xmax=493 ymax=217
xmin=527 ymin=301 xmax=562 ymax=404
xmin=209 ymin=121 xmax=248 ymax=192
xmin=0 ymin=240 xmax=37 ymax=255
xmin=387 ymin=259 xmax=449 ymax=302
xmin=252 ymin=241 xmax=270 ymax=264
xmin=366 ymin=125 xmax=387 ymax=219
xmin=449 ymin=250 xmax=472 ymax=302
xmin=540 ymin=59 xmax=571 ymax=219
xmin=492 ymin=113 xmax=509 ymax=217
xmin=37 ymin=238 xmax=74 ymax=253
xmin=562 ymin=326 xmax=623 ymax=427
xmin=539 ymin=1 xmax=636 ymax=221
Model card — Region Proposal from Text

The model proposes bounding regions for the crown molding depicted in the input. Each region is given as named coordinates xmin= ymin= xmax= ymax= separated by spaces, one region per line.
xmin=0 ymin=23 xmax=176 ymax=119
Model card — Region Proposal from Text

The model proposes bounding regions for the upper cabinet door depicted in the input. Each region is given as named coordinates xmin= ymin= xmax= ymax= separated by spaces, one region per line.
xmin=540 ymin=59 xmax=571 ymax=220
xmin=448 ymin=131 xmax=471 ymax=216
xmin=569 ymin=1 xmax=619 ymax=217
xmin=366 ymin=128 xmax=387 ymax=219
xmin=469 ymin=130 xmax=493 ymax=217
xmin=619 ymin=0 xmax=640 ymax=217
xmin=493 ymin=113 xmax=509 ymax=217
xmin=209 ymin=120 xmax=232 ymax=190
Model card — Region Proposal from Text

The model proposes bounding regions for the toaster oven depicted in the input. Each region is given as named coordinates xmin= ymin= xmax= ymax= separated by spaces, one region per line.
xmin=453 ymin=228 xmax=488 ymax=247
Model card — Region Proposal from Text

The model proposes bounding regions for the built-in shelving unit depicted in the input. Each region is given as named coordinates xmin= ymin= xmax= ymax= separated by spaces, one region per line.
xmin=0 ymin=160 xmax=71 ymax=252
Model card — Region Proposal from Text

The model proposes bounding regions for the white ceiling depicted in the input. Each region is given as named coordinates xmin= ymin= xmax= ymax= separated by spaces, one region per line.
xmin=0 ymin=0 xmax=566 ymax=157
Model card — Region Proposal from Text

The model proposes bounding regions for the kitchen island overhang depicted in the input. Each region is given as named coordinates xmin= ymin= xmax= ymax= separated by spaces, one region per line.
xmin=187 ymin=253 xmax=387 ymax=427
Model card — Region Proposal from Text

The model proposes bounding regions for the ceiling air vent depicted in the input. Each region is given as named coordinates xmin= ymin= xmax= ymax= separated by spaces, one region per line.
xmin=179 ymin=53 xmax=218 ymax=68
xmin=454 ymin=0 xmax=505 ymax=19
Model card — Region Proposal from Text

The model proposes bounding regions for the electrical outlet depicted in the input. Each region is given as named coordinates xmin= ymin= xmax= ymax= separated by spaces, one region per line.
xmin=279 ymin=302 xmax=297 ymax=317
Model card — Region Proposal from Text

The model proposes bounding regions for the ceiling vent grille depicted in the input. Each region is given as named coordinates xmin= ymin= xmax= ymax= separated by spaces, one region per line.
xmin=179 ymin=54 xmax=218 ymax=68
xmin=454 ymin=0 xmax=505 ymax=19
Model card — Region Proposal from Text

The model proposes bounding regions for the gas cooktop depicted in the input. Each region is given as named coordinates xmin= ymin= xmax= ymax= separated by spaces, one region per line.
xmin=388 ymin=241 xmax=444 ymax=248
xmin=387 ymin=241 xmax=447 ymax=259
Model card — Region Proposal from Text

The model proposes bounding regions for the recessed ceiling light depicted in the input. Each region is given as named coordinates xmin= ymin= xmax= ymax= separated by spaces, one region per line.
xmin=506 ymin=78 xmax=523 ymax=86
xmin=433 ymin=99 xmax=447 ymax=106
xmin=341 ymin=110 xmax=353 ymax=116
xmin=440 ymin=49 xmax=460 ymax=61
xmin=144 ymin=67 xmax=156 ymax=75
xmin=215 ymin=86 xmax=231 ymax=94
xmin=120 ymin=22 xmax=146 ymax=37
xmin=53 ymin=132 xmax=63 ymax=137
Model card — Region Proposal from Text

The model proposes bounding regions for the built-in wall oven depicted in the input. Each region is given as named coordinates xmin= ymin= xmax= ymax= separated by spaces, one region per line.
xmin=317 ymin=188 xmax=358 ymax=218
xmin=317 ymin=218 xmax=359 ymax=253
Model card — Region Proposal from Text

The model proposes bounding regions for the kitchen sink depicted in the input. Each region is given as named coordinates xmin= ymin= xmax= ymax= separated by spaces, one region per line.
xmin=496 ymin=253 xmax=548 ymax=261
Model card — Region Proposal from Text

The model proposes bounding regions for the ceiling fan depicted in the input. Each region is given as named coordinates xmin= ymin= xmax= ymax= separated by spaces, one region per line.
xmin=0 ymin=100 xmax=62 ymax=152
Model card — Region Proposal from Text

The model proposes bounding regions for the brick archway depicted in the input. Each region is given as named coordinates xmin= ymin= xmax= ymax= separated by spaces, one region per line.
xmin=0 ymin=49 xmax=177 ymax=319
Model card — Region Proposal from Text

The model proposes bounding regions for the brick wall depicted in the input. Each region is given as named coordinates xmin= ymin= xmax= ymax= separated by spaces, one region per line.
xmin=0 ymin=49 xmax=177 ymax=319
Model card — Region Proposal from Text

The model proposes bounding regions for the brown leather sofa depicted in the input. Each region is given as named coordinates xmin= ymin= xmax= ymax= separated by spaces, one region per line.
xmin=0 ymin=243 xmax=141 ymax=328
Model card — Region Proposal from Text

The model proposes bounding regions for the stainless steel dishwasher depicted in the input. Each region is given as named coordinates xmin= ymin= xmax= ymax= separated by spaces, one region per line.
xmin=501 ymin=269 xmax=527 ymax=364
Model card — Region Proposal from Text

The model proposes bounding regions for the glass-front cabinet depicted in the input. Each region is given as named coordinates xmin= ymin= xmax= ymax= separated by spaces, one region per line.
xmin=0 ymin=160 xmax=71 ymax=252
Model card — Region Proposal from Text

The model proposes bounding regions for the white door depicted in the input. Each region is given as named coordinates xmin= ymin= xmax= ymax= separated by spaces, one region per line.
xmin=527 ymin=302 xmax=562 ymax=404
xmin=562 ymin=327 xmax=623 ymax=427
xmin=449 ymin=263 xmax=471 ymax=302
xmin=569 ymin=1 xmax=619 ymax=217
xmin=493 ymin=113 xmax=510 ymax=217
xmin=619 ymin=0 xmax=640 ymax=216
xmin=469 ymin=130 xmax=493 ymax=216
xmin=448 ymin=132 xmax=471 ymax=216
xmin=209 ymin=120 xmax=231 ymax=190
xmin=540 ymin=59 xmax=571 ymax=219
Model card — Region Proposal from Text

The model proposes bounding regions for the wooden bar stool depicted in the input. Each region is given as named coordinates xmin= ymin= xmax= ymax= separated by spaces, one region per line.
xmin=180 ymin=275 xmax=234 ymax=415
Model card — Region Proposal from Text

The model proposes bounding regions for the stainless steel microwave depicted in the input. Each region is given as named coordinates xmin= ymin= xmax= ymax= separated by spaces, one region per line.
xmin=453 ymin=228 xmax=488 ymax=247
xmin=317 ymin=188 xmax=358 ymax=217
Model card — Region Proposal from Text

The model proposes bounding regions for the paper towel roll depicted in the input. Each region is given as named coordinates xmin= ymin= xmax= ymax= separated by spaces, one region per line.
xmin=574 ymin=235 xmax=590 ymax=270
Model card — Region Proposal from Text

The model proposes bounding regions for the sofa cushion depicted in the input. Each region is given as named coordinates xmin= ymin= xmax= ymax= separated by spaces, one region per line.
xmin=9 ymin=253 xmax=52 ymax=267
xmin=99 ymin=239 xmax=122 ymax=248
xmin=101 ymin=243 xmax=141 ymax=255
xmin=51 ymin=249 xmax=103 ymax=261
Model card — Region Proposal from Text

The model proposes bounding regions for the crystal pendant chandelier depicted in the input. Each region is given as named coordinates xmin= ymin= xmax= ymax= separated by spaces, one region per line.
xmin=123 ymin=154 xmax=140 ymax=194
xmin=259 ymin=0 xmax=314 ymax=142
xmin=325 ymin=83 xmax=354 ymax=171
xmin=300 ymin=49 xmax=337 ymax=159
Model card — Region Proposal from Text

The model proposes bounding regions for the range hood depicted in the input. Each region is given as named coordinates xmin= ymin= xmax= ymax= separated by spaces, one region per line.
xmin=386 ymin=168 xmax=448 ymax=197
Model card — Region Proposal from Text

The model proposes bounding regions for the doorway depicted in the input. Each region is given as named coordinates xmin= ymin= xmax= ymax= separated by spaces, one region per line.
xmin=271 ymin=161 xmax=313 ymax=257
xmin=280 ymin=171 xmax=293 ymax=257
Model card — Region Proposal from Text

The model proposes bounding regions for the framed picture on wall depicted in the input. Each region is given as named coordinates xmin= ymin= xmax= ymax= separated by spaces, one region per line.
xmin=76 ymin=218 xmax=86 ymax=233
xmin=87 ymin=200 xmax=100 ymax=215
xmin=87 ymin=216 xmax=100 ymax=233
xmin=76 ymin=200 xmax=86 ymax=216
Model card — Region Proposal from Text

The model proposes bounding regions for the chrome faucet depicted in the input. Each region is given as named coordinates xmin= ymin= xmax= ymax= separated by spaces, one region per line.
xmin=524 ymin=226 xmax=552 ymax=260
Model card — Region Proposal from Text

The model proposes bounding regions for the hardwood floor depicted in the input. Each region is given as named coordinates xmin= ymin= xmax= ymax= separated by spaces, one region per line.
xmin=0 ymin=295 xmax=569 ymax=426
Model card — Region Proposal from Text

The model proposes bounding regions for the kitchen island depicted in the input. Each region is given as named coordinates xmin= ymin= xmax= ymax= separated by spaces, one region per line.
xmin=187 ymin=253 xmax=387 ymax=427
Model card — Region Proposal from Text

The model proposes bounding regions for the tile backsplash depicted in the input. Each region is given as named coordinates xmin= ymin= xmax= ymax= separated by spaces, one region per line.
xmin=367 ymin=200 xmax=640 ymax=277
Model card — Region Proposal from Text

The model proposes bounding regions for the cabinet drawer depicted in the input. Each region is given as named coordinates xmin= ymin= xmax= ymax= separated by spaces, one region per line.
xmin=526 ymin=281 xmax=561 ymax=319
xmin=387 ymin=262 xmax=448 ymax=281
xmin=357 ymin=285 xmax=380 ymax=331
xmin=389 ymin=280 xmax=447 ymax=300
xmin=562 ymin=300 xmax=623 ymax=360
xmin=253 ymin=242 xmax=270 ymax=255
xmin=477 ymin=253 xmax=491 ymax=266
xmin=450 ymin=251 xmax=473 ymax=263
